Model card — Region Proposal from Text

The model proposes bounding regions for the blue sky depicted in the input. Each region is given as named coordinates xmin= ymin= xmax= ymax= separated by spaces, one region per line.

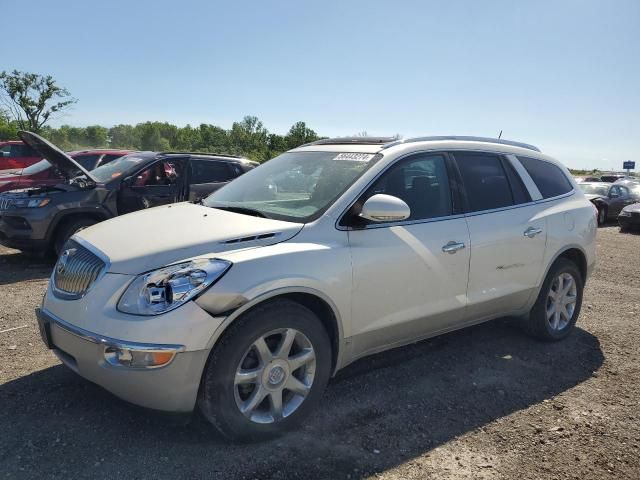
xmin=2 ymin=0 xmax=638 ymax=170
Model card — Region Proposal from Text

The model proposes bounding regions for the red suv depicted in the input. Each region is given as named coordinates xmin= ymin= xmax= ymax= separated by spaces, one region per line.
xmin=0 ymin=141 xmax=40 ymax=170
xmin=0 ymin=149 xmax=133 ymax=193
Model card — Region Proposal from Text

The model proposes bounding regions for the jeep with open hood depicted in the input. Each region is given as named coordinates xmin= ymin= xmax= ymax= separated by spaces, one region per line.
xmin=0 ymin=131 xmax=256 ymax=254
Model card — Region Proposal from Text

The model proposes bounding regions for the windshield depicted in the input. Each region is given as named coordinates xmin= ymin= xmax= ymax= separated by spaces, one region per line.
xmin=22 ymin=159 xmax=51 ymax=175
xmin=204 ymin=151 xmax=380 ymax=222
xmin=90 ymin=154 xmax=148 ymax=183
xmin=579 ymin=184 xmax=609 ymax=196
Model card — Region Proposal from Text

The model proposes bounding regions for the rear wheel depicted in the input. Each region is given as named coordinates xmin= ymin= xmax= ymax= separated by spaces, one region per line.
xmin=524 ymin=258 xmax=583 ymax=341
xmin=53 ymin=217 xmax=97 ymax=255
xmin=198 ymin=300 xmax=332 ymax=440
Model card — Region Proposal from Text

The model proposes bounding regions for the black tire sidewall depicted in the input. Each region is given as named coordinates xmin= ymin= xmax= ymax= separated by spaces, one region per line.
xmin=54 ymin=218 xmax=97 ymax=255
xmin=199 ymin=300 xmax=332 ymax=441
xmin=530 ymin=258 xmax=584 ymax=340
xmin=598 ymin=207 xmax=607 ymax=226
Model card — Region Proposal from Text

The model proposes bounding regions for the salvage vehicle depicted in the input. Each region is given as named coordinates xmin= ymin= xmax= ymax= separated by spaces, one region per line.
xmin=578 ymin=181 xmax=640 ymax=225
xmin=0 ymin=132 xmax=255 ymax=254
xmin=0 ymin=149 xmax=133 ymax=193
xmin=0 ymin=140 xmax=39 ymax=170
xmin=35 ymin=134 xmax=597 ymax=440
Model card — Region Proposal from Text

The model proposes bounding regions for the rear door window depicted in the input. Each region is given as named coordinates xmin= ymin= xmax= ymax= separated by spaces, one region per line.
xmin=189 ymin=160 xmax=233 ymax=184
xmin=517 ymin=156 xmax=573 ymax=199
xmin=453 ymin=152 xmax=515 ymax=212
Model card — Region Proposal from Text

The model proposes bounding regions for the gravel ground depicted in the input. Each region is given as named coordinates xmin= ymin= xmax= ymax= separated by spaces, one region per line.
xmin=0 ymin=226 xmax=639 ymax=479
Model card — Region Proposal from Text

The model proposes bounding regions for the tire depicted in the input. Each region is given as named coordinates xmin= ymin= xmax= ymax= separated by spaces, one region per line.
xmin=597 ymin=206 xmax=607 ymax=226
xmin=524 ymin=258 xmax=584 ymax=341
xmin=198 ymin=299 xmax=332 ymax=441
xmin=53 ymin=217 xmax=98 ymax=255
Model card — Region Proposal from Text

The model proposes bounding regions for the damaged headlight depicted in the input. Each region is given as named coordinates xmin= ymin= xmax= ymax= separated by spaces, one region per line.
xmin=11 ymin=198 xmax=50 ymax=208
xmin=117 ymin=258 xmax=231 ymax=315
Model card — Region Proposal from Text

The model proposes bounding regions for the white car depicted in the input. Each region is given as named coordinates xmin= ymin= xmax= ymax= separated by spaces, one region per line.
xmin=36 ymin=135 xmax=597 ymax=439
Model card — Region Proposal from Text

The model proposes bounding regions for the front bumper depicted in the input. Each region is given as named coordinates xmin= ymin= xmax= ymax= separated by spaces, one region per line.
xmin=618 ymin=213 xmax=640 ymax=229
xmin=0 ymin=207 xmax=52 ymax=251
xmin=36 ymin=308 xmax=210 ymax=412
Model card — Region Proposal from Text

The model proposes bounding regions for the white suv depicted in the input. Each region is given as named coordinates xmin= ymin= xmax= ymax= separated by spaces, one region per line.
xmin=36 ymin=135 xmax=597 ymax=439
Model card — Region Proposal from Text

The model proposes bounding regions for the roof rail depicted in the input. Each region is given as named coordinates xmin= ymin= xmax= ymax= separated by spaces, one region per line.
xmin=159 ymin=151 xmax=246 ymax=159
xmin=302 ymin=136 xmax=398 ymax=147
xmin=383 ymin=136 xmax=541 ymax=152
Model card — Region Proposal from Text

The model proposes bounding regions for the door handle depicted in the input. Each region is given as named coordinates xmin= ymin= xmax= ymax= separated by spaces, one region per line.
xmin=524 ymin=227 xmax=543 ymax=238
xmin=442 ymin=241 xmax=466 ymax=254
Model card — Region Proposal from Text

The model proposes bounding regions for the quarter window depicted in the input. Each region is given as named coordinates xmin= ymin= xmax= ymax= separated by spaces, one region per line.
xmin=454 ymin=152 xmax=515 ymax=212
xmin=365 ymin=153 xmax=453 ymax=220
xmin=517 ymin=156 xmax=573 ymax=199
xmin=190 ymin=160 xmax=233 ymax=184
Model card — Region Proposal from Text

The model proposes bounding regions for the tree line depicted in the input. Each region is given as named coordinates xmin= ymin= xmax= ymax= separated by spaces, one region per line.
xmin=0 ymin=114 xmax=320 ymax=161
xmin=0 ymin=70 xmax=321 ymax=161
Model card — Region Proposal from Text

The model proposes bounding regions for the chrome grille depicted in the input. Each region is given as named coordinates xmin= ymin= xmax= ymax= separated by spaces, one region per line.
xmin=53 ymin=240 xmax=106 ymax=299
xmin=0 ymin=197 xmax=12 ymax=210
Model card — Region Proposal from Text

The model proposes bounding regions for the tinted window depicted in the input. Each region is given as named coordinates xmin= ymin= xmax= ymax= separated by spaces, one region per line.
xmin=73 ymin=154 xmax=101 ymax=170
xmin=365 ymin=153 xmax=452 ymax=220
xmin=502 ymin=159 xmax=531 ymax=204
xmin=517 ymin=156 xmax=573 ymax=199
xmin=454 ymin=152 xmax=514 ymax=212
xmin=190 ymin=160 xmax=232 ymax=183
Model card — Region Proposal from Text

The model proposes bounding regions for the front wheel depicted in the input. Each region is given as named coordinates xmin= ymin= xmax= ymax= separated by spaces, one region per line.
xmin=198 ymin=300 xmax=332 ymax=440
xmin=524 ymin=258 xmax=584 ymax=341
xmin=597 ymin=206 xmax=607 ymax=226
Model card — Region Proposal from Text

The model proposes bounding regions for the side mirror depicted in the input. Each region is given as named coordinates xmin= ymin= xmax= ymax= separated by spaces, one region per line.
xmin=360 ymin=194 xmax=410 ymax=223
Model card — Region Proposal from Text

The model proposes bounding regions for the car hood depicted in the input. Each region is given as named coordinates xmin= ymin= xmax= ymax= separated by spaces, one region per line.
xmin=18 ymin=131 xmax=96 ymax=183
xmin=75 ymin=202 xmax=304 ymax=275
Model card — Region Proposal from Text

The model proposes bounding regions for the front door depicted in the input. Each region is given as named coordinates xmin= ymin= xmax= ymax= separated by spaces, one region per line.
xmin=608 ymin=185 xmax=635 ymax=217
xmin=347 ymin=152 xmax=470 ymax=359
xmin=452 ymin=151 xmax=547 ymax=319
xmin=117 ymin=158 xmax=187 ymax=214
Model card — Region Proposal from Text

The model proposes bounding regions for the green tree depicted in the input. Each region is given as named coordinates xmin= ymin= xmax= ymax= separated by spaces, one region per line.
xmin=0 ymin=70 xmax=76 ymax=133
xmin=0 ymin=108 xmax=18 ymax=140
xmin=285 ymin=121 xmax=318 ymax=149
xmin=109 ymin=124 xmax=140 ymax=149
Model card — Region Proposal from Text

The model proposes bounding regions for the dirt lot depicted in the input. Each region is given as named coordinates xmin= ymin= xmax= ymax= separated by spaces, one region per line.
xmin=0 ymin=226 xmax=639 ymax=479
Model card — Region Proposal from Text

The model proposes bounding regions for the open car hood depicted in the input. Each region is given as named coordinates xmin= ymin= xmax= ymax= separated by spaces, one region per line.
xmin=18 ymin=131 xmax=96 ymax=183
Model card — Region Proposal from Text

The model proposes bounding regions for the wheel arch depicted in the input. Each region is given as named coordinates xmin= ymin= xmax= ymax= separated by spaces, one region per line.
xmin=46 ymin=208 xmax=112 ymax=243
xmin=542 ymin=245 xmax=589 ymax=285
xmin=205 ymin=287 xmax=345 ymax=376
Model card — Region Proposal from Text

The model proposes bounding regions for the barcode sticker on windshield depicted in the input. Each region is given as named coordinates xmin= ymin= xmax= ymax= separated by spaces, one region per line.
xmin=333 ymin=153 xmax=375 ymax=162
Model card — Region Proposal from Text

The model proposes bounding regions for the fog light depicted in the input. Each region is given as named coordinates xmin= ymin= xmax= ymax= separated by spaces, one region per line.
xmin=104 ymin=347 xmax=177 ymax=368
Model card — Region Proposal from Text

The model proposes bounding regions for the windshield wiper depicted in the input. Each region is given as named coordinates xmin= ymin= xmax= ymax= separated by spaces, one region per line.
xmin=211 ymin=205 xmax=270 ymax=219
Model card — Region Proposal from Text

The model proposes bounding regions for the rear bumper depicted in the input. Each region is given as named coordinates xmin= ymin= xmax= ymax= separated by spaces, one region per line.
xmin=36 ymin=308 xmax=209 ymax=413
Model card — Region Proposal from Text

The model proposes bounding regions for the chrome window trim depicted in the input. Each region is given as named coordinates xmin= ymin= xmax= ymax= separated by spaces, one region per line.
xmin=39 ymin=308 xmax=185 ymax=352
xmin=335 ymin=147 xmax=576 ymax=231
xmin=51 ymin=235 xmax=111 ymax=300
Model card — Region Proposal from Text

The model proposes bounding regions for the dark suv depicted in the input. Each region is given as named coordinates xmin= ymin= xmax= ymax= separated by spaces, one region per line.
xmin=0 ymin=132 xmax=257 ymax=254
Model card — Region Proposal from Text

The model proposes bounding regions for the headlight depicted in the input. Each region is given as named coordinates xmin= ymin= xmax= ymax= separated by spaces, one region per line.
xmin=117 ymin=258 xmax=231 ymax=315
xmin=619 ymin=210 xmax=631 ymax=216
xmin=12 ymin=198 xmax=50 ymax=208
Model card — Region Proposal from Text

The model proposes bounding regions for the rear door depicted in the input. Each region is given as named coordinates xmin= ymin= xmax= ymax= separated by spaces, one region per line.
xmin=453 ymin=151 xmax=547 ymax=320
xmin=187 ymin=158 xmax=237 ymax=202
xmin=117 ymin=158 xmax=187 ymax=214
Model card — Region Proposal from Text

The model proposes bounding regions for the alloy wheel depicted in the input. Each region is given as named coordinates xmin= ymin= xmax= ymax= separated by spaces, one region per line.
xmin=546 ymin=272 xmax=578 ymax=331
xmin=234 ymin=328 xmax=316 ymax=424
